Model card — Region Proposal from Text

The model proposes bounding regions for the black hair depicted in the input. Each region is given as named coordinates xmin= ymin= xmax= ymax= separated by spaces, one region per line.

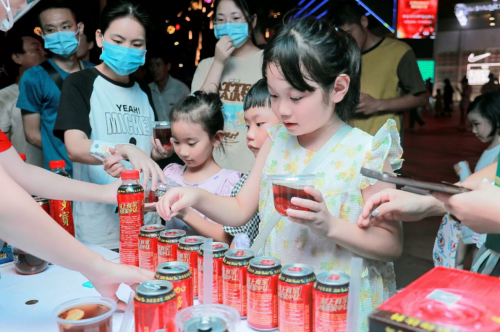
xmin=6 ymin=32 xmax=26 ymax=56
xmin=244 ymin=79 xmax=272 ymax=111
xmin=147 ymin=51 xmax=171 ymax=67
xmin=214 ymin=0 xmax=256 ymax=36
xmin=262 ymin=17 xmax=361 ymax=123
xmin=37 ymin=0 xmax=78 ymax=27
xmin=467 ymin=91 xmax=500 ymax=137
xmin=100 ymin=1 xmax=152 ymax=37
xmin=328 ymin=0 xmax=365 ymax=27
xmin=170 ymin=91 xmax=226 ymax=153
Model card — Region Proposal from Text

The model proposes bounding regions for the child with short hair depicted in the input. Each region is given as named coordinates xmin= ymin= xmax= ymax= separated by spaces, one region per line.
xmin=223 ymin=79 xmax=280 ymax=247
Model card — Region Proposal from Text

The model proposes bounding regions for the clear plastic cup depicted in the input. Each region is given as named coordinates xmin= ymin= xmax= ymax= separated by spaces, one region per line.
xmin=13 ymin=247 xmax=48 ymax=275
xmin=269 ymin=174 xmax=317 ymax=216
xmin=154 ymin=178 xmax=182 ymax=198
xmin=153 ymin=121 xmax=172 ymax=148
xmin=175 ymin=304 xmax=240 ymax=332
xmin=54 ymin=297 xmax=116 ymax=332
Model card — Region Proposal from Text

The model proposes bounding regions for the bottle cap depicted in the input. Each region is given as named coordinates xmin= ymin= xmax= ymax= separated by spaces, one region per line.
xmin=19 ymin=154 xmax=26 ymax=161
xmin=49 ymin=160 xmax=65 ymax=169
xmin=121 ymin=170 xmax=140 ymax=180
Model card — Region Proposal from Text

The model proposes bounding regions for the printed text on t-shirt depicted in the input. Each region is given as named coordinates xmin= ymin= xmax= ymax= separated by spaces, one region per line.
xmin=105 ymin=112 xmax=152 ymax=136
xmin=219 ymin=82 xmax=252 ymax=102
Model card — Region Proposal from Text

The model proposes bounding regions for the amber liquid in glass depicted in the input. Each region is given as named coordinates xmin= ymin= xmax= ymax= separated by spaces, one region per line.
xmin=272 ymin=184 xmax=314 ymax=216
xmin=154 ymin=127 xmax=172 ymax=148
xmin=57 ymin=304 xmax=112 ymax=332
xmin=13 ymin=248 xmax=48 ymax=275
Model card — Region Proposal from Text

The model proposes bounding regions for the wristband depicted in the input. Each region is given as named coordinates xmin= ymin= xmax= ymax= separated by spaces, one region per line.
xmin=89 ymin=140 xmax=133 ymax=170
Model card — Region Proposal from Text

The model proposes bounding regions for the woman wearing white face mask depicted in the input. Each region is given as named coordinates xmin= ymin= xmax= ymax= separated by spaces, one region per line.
xmin=192 ymin=0 xmax=263 ymax=173
xmin=53 ymin=1 xmax=170 ymax=251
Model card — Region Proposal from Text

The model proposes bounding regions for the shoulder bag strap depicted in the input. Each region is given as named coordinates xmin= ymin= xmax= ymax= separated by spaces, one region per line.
xmin=40 ymin=61 xmax=64 ymax=91
xmin=250 ymin=125 xmax=353 ymax=255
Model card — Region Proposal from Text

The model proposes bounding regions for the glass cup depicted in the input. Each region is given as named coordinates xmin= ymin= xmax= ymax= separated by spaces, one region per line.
xmin=54 ymin=297 xmax=116 ymax=332
xmin=269 ymin=174 xmax=317 ymax=216
xmin=12 ymin=247 xmax=48 ymax=275
xmin=176 ymin=304 xmax=240 ymax=332
xmin=153 ymin=121 xmax=172 ymax=149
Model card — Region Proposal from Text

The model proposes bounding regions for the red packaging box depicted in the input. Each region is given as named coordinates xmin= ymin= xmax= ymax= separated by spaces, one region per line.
xmin=369 ymin=267 xmax=500 ymax=332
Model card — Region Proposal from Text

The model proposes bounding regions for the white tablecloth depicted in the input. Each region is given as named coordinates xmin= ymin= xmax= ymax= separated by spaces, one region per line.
xmin=0 ymin=242 xmax=254 ymax=332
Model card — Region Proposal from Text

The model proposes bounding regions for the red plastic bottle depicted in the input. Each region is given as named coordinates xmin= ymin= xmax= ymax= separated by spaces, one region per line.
xmin=49 ymin=160 xmax=75 ymax=237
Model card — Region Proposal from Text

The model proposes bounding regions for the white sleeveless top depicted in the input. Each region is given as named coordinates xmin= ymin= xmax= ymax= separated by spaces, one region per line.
xmin=258 ymin=120 xmax=403 ymax=331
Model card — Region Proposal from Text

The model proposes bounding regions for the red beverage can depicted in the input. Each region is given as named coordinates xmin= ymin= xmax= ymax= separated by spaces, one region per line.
xmin=177 ymin=236 xmax=205 ymax=298
xmin=183 ymin=316 xmax=228 ymax=332
xmin=278 ymin=264 xmax=316 ymax=332
xmin=155 ymin=261 xmax=193 ymax=311
xmin=118 ymin=170 xmax=144 ymax=266
xmin=222 ymin=249 xmax=254 ymax=318
xmin=33 ymin=196 xmax=50 ymax=215
xmin=247 ymin=257 xmax=281 ymax=331
xmin=134 ymin=280 xmax=177 ymax=332
xmin=138 ymin=225 xmax=166 ymax=272
xmin=313 ymin=272 xmax=349 ymax=332
xmin=198 ymin=242 xmax=229 ymax=304
xmin=158 ymin=229 xmax=186 ymax=264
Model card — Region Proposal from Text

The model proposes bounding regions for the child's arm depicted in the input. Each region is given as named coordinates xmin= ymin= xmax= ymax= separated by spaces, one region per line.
xmin=176 ymin=209 xmax=233 ymax=244
xmin=0 ymin=146 xmax=119 ymax=204
xmin=287 ymin=160 xmax=403 ymax=262
xmin=158 ymin=139 xmax=272 ymax=227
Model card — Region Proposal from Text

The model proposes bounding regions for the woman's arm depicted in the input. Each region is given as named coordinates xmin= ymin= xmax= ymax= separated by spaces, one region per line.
xmin=158 ymin=138 xmax=272 ymax=227
xmin=199 ymin=36 xmax=234 ymax=93
xmin=0 ymin=164 xmax=153 ymax=307
xmin=0 ymin=146 xmax=118 ymax=204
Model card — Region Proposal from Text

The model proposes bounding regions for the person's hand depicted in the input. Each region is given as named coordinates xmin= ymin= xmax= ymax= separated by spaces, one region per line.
xmin=116 ymin=144 xmax=167 ymax=190
xmin=150 ymin=137 xmax=174 ymax=160
xmin=103 ymin=148 xmax=126 ymax=178
xmin=214 ymin=36 xmax=235 ymax=66
xmin=83 ymin=257 xmax=154 ymax=311
xmin=356 ymin=93 xmax=383 ymax=115
xmin=157 ymin=187 xmax=201 ymax=220
xmin=432 ymin=181 xmax=500 ymax=234
xmin=285 ymin=187 xmax=334 ymax=237
xmin=454 ymin=161 xmax=468 ymax=178
xmin=357 ymin=188 xmax=446 ymax=227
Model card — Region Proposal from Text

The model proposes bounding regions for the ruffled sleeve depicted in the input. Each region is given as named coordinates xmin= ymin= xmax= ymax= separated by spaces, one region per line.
xmin=360 ymin=119 xmax=404 ymax=189
xmin=163 ymin=163 xmax=184 ymax=184
xmin=219 ymin=170 xmax=243 ymax=196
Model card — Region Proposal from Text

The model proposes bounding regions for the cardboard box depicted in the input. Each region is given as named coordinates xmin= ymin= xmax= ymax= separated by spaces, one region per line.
xmin=369 ymin=267 xmax=500 ymax=332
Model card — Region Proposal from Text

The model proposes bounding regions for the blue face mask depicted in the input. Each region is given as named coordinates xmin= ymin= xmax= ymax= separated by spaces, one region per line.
xmin=100 ymin=38 xmax=146 ymax=76
xmin=43 ymin=27 xmax=80 ymax=57
xmin=214 ymin=22 xmax=249 ymax=48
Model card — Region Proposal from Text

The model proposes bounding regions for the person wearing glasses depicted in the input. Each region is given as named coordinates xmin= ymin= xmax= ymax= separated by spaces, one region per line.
xmin=192 ymin=0 xmax=263 ymax=173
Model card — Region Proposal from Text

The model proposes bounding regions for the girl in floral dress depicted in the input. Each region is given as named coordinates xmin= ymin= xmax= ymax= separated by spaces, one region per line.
xmin=158 ymin=18 xmax=403 ymax=330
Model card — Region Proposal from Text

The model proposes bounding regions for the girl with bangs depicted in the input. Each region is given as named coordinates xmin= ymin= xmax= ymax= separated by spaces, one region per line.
xmin=158 ymin=18 xmax=404 ymax=330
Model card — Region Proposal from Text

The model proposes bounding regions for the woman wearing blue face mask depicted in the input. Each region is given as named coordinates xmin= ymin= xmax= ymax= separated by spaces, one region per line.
xmin=192 ymin=0 xmax=263 ymax=174
xmin=53 ymin=1 xmax=170 ymax=251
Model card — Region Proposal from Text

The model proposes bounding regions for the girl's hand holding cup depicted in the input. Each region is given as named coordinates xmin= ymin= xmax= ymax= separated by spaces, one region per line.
xmin=150 ymin=136 xmax=174 ymax=160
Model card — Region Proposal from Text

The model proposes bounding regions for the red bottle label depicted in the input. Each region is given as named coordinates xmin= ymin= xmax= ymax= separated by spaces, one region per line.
xmin=50 ymin=199 xmax=75 ymax=236
xmin=118 ymin=191 xmax=144 ymax=266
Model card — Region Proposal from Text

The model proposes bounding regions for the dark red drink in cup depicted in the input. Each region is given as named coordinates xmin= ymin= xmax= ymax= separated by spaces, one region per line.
xmin=153 ymin=121 xmax=172 ymax=148
xmin=270 ymin=175 xmax=316 ymax=216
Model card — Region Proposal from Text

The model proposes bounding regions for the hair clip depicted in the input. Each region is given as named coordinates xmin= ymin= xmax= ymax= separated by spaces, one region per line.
xmin=190 ymin=93 xmax=196 ymax=97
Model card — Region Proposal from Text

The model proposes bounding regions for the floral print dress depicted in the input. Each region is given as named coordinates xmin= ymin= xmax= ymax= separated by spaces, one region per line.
xmin=258 ymin=120 xmax=403 ymax=331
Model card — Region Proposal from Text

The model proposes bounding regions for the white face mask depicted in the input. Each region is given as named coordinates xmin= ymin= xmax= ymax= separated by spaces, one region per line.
xmin=1 ymin=0 xmax=41 ymax=32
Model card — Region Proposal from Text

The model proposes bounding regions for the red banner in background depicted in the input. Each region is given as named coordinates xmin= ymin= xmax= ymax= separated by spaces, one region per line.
xmin=397 ymin=0 xmax=438 ymax=39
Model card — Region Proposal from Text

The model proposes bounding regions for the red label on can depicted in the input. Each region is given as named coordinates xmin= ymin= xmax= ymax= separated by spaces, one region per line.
xmin=278 ymin=281 xmax=314 ymax=332
xmin=50 ymin=199 xmax=75 ymax=236
xmin=172 ymin=277 xmax=193 ymax=310
xmin=134 ymin=293 xmax=177 ymax=332
xmin=138 ymin=235 xmax=158 ymax=272
xmin=118 ymin=191 xmax=144 ymax=266
xmin=178 ymin=250 xmax=199 ymax=297
xmin=247 ymin=273 xmax=279 ymax=330
xmin=158 ymin=242 xmax=178 ymax=264
xmin=198 ymin=255 xmax=224 ymax=304
xmin=313 ymin=289 xmax=348 ymax=332
xmin=223 ymin=264 xmax=248 ymax=317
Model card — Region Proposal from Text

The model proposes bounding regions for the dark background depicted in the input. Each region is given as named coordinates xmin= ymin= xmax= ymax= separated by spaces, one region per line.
xmin=0 ymin=0 xmax=478 ymax=89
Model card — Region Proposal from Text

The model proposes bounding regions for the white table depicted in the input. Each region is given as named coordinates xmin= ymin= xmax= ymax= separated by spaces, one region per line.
xmin=0 ymin=242 xmax=253 ymax=331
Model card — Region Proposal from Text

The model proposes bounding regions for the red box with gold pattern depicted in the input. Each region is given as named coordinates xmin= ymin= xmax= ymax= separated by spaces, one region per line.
xmin=369 ymin=267 xmax=500 ymax=332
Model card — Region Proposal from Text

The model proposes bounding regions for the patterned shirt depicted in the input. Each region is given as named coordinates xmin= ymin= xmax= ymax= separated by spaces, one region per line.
xmin=223 ymin=172 xmax=261 ymax=245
